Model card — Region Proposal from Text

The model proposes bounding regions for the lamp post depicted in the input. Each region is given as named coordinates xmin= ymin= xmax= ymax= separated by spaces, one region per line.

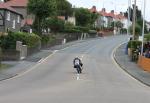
xmin=132 ymin=0 xmax=137 ymax=40
xmin=141 ymin=0 xmax=146 ymax=55
xmin=113 ymin=0 xmax=117 ymax=35
xmin=127 ymin=0 xmax=131 ymax=35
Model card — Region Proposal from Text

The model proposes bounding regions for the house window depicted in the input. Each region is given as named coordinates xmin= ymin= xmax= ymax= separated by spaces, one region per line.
xmin=17 ymin=15 xmax=20 ymax=23
xmin=12 ymin=20 xmax=15 ymax=29
xmin=7 ymin=11 xmax=10 ymax=21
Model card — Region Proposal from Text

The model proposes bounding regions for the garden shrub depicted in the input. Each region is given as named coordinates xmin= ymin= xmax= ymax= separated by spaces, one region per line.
xmin=74 ymin=26 xmax=89 ymax=33
xmin=127 ymin=40 xmax=142 ymax=49
xmin=120 ymin=28 xmax=127 ymax=34
xmin=40 ymin=35 xmax=56 ymax=45
xmin=0 ymin=31 xmax=41 ymax=50
xmin=144 ymin=34 xmax=150 ymax=41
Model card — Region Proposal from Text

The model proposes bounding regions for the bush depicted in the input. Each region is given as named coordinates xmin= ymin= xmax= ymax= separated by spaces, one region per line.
xmin=63 ymin=29 xmax=82 ymax=33
xmin=40 ymin=35 xmax=56 ymax=45
xmin=129 ymin=24 xmax=141 ymax=39
xmin=127 ymin=40 xmax=142 ymax=49
xmin=144 ymin=34 xmax=150 ymax=41
xmin=25 ymin=33 xmax=41 ymax=48
xmin=74 ymin=26 xmax=89 ymax=33
xmin=120 ymin=28 xmax=127 ymax=34
xmin=88 ymin=30 xmax=97 ymax=37
xmin=0 ymin=31 xmax=41 ymax=50
xmin=44 ymin=17 xmax=65 ymax=33
xmin=64 ymin=22 xmax=74 ymax=30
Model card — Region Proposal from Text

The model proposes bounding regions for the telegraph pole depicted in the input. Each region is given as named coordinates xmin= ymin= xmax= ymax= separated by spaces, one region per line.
xmin=127 ymin=0 xmax=131 ymax=35
xmin=141 ymin=0 xmax=146 ymax=55
xmin=132 ymin=0 xmax=137 ymax=40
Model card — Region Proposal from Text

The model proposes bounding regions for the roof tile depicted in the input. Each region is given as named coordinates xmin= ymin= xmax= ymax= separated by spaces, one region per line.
xmin=5 ymin=0 xmax=28 ymax=7
xmin=0 ymin=3 xmax=21 ymax=14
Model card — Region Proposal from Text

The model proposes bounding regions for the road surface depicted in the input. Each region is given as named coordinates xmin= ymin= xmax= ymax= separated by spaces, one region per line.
xmin=0 ymin=35 xmax=150 ymax=103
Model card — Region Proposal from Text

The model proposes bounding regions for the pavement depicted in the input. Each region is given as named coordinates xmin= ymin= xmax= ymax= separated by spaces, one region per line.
xmin=1 ymin=38 xmax=150 ymax=87
xmin=114 ymin=43 xmax=150 ymax=87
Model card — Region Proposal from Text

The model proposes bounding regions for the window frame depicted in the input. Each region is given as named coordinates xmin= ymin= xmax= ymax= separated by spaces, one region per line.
xmin=12 ymin=19 xmax=16 ymax=29
xmin=6 ymin=11 xmax=10 ymax=21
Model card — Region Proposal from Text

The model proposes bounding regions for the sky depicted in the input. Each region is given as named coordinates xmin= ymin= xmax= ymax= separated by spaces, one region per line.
xmin=67 ymin=0 xmax=150 ymax=21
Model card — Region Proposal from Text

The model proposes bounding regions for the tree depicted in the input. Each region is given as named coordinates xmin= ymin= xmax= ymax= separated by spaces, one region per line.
xmin=75 ymin=8 xmax=98 ymax=27
xmin=27 ymin=0 xmax=56 ymax=34
xmin=129 ymin=23 xmax=141 ymax=39
xmin=124 ymin=5 xmax=142 ymax=21
xmin=43 ymin=17 xmax=65 ymax=33
xmin=75 ymin=8 xmax=91 ymax=26
xmin=137 ymin=19 xmax=148 ymax=34
xmin=56 ymin=0 xmax=73 ymax=16
xmin=124 ymin=5 xmax=148 ymax=36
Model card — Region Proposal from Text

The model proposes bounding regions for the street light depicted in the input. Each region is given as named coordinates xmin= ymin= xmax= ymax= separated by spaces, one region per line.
xmin=132 ymin=0 xmax=137 ymax=40
xmin=141 ymin=0 xmax=146 ymax=55
xmin=127 ymin=0 xmax=131 ymax=35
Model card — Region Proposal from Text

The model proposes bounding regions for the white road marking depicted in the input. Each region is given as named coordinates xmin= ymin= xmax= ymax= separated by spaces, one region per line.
xmin=80 ymin=55 xmax=85 ymax=60
xmin=38 ymin=58 xmax=45 ymax=63
xmin=77 ymin=74 xmax=80 ymax=80
xmin=53 ymin=50 xmax=58 ymax=53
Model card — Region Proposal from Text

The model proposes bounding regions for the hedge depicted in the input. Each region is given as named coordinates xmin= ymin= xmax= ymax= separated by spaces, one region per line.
xmin=127 ymin=40 xmax=142 ymax=49
xmin=40 ymin=35 xmax=56 ymax=45
xmin=144 ymin=34 xmax=150 ymax=41
xmin=0 ymin=31 xmax=41 ymax=50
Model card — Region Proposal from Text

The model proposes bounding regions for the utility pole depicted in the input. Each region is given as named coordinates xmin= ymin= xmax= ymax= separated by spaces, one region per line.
xmin=141 ymin=0 xmax=146 ymax=55
xmin=113 ymin=0 xmax=116 ymax=35
xmin=127 ymin=0 xmax=131 ymax=35
xmin=132 ymin=0 xmax=137 ymax=40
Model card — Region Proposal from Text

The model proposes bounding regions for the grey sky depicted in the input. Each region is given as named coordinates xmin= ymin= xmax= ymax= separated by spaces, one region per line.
xmin=67 ymin=0 xmax=150 ymax=21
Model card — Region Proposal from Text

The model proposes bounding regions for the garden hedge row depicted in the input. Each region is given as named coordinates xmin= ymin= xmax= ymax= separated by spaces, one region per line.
xmin=0 ymin=31 xmax=41 ymax=50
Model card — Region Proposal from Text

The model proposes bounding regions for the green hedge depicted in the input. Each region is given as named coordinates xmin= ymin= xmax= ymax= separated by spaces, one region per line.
xmin=74 ymin=26 xmax=89 ymax=33
xmin=63 ymin=29 xmax=82 ymax=33
xmin=144 ymin=34 xmax=150 ymax=41
xmin=40 ymin=35 xmax=56 ymax=45
xmin=120 ymin=28 xmax=127 ymax=34
xmin=0 ymin=31 xmax=41 ymax=50
xmin=127 ymin=40 xmax=142 ymax=49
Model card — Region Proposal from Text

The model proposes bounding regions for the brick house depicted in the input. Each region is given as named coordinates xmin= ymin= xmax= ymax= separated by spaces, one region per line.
xmin=0 ymin=3 xmax=23 ymax=32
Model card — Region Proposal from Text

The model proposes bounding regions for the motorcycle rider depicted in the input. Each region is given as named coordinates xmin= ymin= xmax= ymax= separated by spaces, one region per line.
xmin=73 ymin=57 xmax=83 ymax=73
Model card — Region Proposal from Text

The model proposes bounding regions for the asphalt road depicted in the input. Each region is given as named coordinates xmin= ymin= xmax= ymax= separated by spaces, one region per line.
xmin=0 ymin=35 xmax=150 ymax=103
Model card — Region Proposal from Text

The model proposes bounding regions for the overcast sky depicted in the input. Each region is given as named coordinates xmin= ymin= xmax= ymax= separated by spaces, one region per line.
xmin=67 ymin=0 xmax=150 ymax=21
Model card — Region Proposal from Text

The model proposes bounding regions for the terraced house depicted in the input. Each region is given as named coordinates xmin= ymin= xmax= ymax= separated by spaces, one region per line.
xmin=90 ymin=6 xmax=132 ymax=30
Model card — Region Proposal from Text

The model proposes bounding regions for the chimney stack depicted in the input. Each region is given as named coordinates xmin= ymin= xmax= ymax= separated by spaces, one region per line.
xmin=102 ymin=8 xmax=106 ymax=12
xmin=111 ymin=10 xmax=114 ymax=14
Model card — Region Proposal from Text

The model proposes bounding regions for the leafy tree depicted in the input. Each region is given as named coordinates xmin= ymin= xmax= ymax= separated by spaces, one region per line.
xmin=137 ymin=19 xmax=148 ymax=34
xmin=129 ymin=23 xmax=141 ymax=39
xmin=75 ymin=8 xmax=91 ymax=26
xmin=124 ymin=5 xmax=142 ymax=21
xmin=124 ymin=5 xmax=148 ymax=36
xmin=75 ymin=8 xmax=98 ymax=27
xmin=89 ymin=12 xmax=99 ymax=27
xmin=111 ymin=21 xmax=123 ymax=29
xmin=27 ymin=0 xmax=56 ymax=34
xmin=43 ymin=17 xmax=65 ymax=33
xmin=56 ymin=0 xmax=73 ymax=16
